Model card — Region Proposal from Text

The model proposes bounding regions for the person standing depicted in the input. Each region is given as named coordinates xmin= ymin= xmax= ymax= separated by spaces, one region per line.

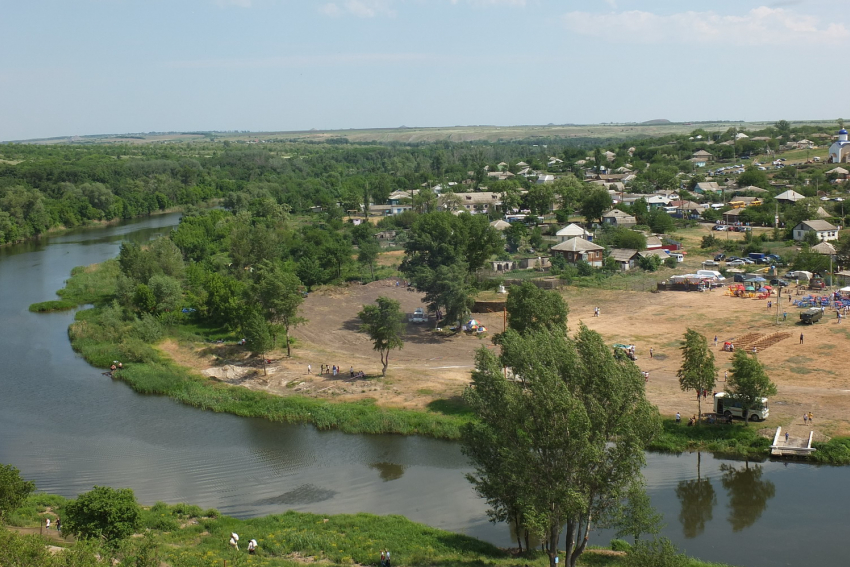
xmin=785 ymin=431 xmax=789 ymax=442
xmin=804 ymin=413 xmax=808 ymax=425
xmin=45 ymin=517 xmax=51 ymax=530
xmin=307 ymin=364 xmax=312 ymax=375
xmin=724 ymin=370 xmax=728 ymax=382
xmin=800 ymin=333 xmax=804 ymax=345
xmin=55 ymin=517 xmax=61 ymax=535
xmin=386 ymin=549 xmax=391 ymax=567
xmin=808 ymin=411 xmax=814 ymax=424
xmin=229 ymin=532 xmax=239 ymax=550
xmin=248 ymin=539 xmax=257 ymax=555
xmin=381 ymin=550 xmax=386 ymax=567
xmin=676 ymin=412 xmax=681 ymax=425
xmin=649 ymin=347 xmax=654 ymax=358
xmin=714 ymin=335 xmax=718 ymax=347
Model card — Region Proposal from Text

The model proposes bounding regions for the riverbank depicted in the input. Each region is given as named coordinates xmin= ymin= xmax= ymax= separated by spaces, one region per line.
xmin=34 ymin=260 xmax=850 ymax=462
xmin=4 ymin=493 xmax=733 ymax=567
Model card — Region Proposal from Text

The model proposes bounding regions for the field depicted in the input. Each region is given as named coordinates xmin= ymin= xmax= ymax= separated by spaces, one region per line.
xmin=166 ymin=259 xmax=850 ymax=443
xmin=19 ymin=119 xmax=840 ymax=145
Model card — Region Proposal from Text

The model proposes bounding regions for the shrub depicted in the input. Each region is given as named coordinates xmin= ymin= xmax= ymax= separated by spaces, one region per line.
xmin=63 ymin=486 xmax=142 ymax=544
xmin=611 ymin=539 xmax=632 ymax=552
xmin=622 ymin=537 xmax=687 ymax=567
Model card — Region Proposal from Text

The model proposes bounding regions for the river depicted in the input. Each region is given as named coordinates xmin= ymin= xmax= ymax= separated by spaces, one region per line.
xmin=0 ymin=213 xmax=843 ymax=567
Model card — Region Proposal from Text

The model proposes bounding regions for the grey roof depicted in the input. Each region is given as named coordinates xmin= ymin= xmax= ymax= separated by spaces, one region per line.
xmin=602 ymin=209 xmax=632 ymax=218
xmin=489 ymin=219 xmax=511 ymax=231
xmin=811 ymin=241 xmax=837 ymax=255
xmin=776 ymin=190 xmax=805 ymax=202
xmin=608 ymin=248 xmax=639 ymax=262
xmin=695 ymin=182 xmax=722 ymax=192
xmin=550 ymin=237 xmax=604 ymax=252
xmin=555 ymin=223 xmax=591 ymax=237
xmin=797 ymin=220 xmax=838 ymax=232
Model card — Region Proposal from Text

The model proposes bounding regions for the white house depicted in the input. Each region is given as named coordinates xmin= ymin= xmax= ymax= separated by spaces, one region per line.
xmin=555 ymin=223 xmax=593 ymax=242
xmin=792 ymin=220 xmax=839 ymax=242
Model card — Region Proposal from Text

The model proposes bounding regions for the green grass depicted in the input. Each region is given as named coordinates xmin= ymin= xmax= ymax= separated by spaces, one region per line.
xmin=3 ymin=499 xmax=736 ymax=567
xmin=55 ymin=259 xmax=121 ymax=305
xmin=28 ymin=300 xmax=77 ymax=312
xmin=648 ymin=419 xmax=771 ymax=458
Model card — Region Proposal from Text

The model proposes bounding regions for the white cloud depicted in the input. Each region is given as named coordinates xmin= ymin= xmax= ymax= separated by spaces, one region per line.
xmin=453 ymin=0 xmax=527 ymax=5
xmin=562 ymin=6 xmax=849 ymax=46
xmin=320 ymin=0 xmax=396 ymax=18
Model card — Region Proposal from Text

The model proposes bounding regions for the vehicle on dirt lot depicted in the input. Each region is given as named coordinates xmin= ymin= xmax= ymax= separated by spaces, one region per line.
xmin=714 ymin=254 xmax=726 ymax=261
xmin=770 ymin=279 xmax=789 ymax=287
xmin=714 ymin=392 xmax=769 ymax=422
xmin=809 ymin=278 xmax=826 ymax=290
xmin=410 ymin=308 xmax=426 ymax=323
xmin=800 ymin=308 xmax=823 ymax=324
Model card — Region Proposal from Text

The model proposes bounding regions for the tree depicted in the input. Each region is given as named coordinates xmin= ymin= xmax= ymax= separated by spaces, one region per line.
xmin=63 ymin=486 xmax=142 ymax=544
xmin=612 ymin=228 xmax=647 ymax=251
xmin=0 ymin=464 xmax=35 ymax=522
xmin=526 ymin=184 xmax=555 ymax=216
xmin=243 ymin=311 xmax=274 ymax=375
xmin=463 ymin=325 xmax=659 ymax=567
xmin=252 ymin=261 xmax=306 ymax=356
xmin=677 ymin=329 xmax=717 ymax=420
xmin=420 ymin=261 xmax=476 ymax=327
xmin=358 ymin=296 xmax=405 ymax=376
xmin=504 ymin=281 xmax=568 ymax=337
xmin=726 ymin=350 xmax=778 ymax=424
xmin=719 ymin=462 xmax=776 ymax=531
xmin=357 ymin=237 xmax=380 ymax=280
xmin=582 ymin=187 xmax=612 ymax=224
xmin=612 ymin=483 xmax=664 ymax=544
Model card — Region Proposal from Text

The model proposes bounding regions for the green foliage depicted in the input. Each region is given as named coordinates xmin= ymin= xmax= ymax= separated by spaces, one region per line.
xmin=622 ymin=537 xmax=687 ymax=567
xmin=358 ymin=296 xmax=405 ymax=376
xmin=663 ymin=256 xmax=677 ymax=269
xmin=463 ymin=325 xmax=659 ymax=567
xmin=610 ymin=228 xmax=647 ymax=251
xmin=63 ymin=486 xmax=142 ymax=544
xmin=677 ymin=329 xmax=717 ymax=419
xmin=701 ymin=234 xmax=719 ymax=249
xmin=726 ymin=350 xmax=778 ymax=425
xmin=582 ymin=187 xmax=613 ymax=223
xmin=611 ymin=539 xmax=632 ymax=552
xmin=0 ymin=464 xmax=36 ymax=522
xmin=638 ymin=254 xmax=662 ymax=272
xmin=243 ymin=312 xmax=274 ymax=373
xmin=504 ymin=281 xmax=569 ymax=337
xmin=28 ymin=299 xmax=77 ymax=312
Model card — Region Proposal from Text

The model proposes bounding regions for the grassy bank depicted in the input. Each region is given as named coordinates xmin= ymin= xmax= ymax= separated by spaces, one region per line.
xmin=4 ymin=494 xmax=733 ymax=567
xmin=28 ymin=300 xmax=77 ymax=312
xmin=648 ymin=419 xmax=771 ymax=459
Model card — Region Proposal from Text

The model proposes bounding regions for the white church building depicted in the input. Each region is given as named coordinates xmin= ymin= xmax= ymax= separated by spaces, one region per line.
xmin=828 ymin=128 xmax=850 ymax=163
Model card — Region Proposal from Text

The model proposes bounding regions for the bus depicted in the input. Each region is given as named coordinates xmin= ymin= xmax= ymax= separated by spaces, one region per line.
xmin=713 ymin=392 xmax=769 ymax=422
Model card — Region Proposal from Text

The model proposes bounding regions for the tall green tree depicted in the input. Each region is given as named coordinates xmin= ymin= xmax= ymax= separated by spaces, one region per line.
xmin=358 ymin=296 xmax=405 ymax=376
xmin=420 ymin=261 xmax=476 ymax=327
xmin=582 ymin=187 xmax=612 ymax=224
xmin=726 ymin=350 xmax=778 ymax=424
xmin=677 ymin=329 xmax=717 ymax=420
xmin=504 ymin=281 xmax=568 ymax=337
xmin=243 ymin=311 xmax=274 ymax=375
xmin=63 ymin=486 xmax=142 ymax=545
xmin=0 ymin=464 xmax=35 ymax=522
xmin=357 ymin=237 xmax=380 ymax=281
xmin=463 ymin=325 xmax=659 ymax=567
xmin=252 ymin=261 xmax=306 ymax=356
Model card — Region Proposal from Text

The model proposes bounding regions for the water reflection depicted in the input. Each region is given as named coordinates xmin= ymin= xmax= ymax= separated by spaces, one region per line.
xmin=368 ymin=462 xmax=406 ymax=482
xmin=720 ymin=462 xmax=776 ymax=532
xmin=675 ymin=452 xmax=716 ymax=539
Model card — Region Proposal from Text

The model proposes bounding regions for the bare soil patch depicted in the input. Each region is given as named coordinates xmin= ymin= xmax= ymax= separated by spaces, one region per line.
xmin=163 ymin=279 xmax=850 ymax=438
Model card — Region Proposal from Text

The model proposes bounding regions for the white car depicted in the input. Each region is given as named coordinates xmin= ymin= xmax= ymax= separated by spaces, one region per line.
xmin=410 ymin=308 xmax=426 ymax=323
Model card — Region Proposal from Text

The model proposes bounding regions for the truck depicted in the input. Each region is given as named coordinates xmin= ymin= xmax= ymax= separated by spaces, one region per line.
xmin=410 ymin=308 xmax=426 ymax=323
xmin=809 ymin=277 xmax=826 ymax=290
xmin=713 ymin=392 xmax=769 ymax=422
xmin=800 ymin=308 xmax=823 ymax=324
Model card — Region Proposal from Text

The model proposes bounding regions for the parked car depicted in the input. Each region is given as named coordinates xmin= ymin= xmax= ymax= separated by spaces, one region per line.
xmin=727 ymin=260 xmax=746 ymax=267
xmin=800 ymin=308 xmax=823 ymax=324
xmin=770 ymin=279 xmax=789 ymax=287
xmin=410 ymin=308 xmax=426 ymax=323
xmin=702 ymin=260 xmax=720 ymax=267
xmin=713 ymin=225 xmax=728 ymax=231
xmin=714 ymin=253 xmax=726 ymax=261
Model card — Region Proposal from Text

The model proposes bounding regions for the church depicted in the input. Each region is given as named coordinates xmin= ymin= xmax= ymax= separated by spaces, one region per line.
xmin=828 ymin=128 xmax=850 ymax=163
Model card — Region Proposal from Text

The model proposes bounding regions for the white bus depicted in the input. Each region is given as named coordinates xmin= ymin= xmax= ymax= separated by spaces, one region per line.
xmin=713 ymin=392 xmax=769 ymax=422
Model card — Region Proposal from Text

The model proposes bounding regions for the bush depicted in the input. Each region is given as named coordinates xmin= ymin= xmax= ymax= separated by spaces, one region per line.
xmin=700 ymin=235 xmax=719 ymax=249
xmin=0 ymin=464 xmax=36 ymax=522
xmin=28 ymin=300 xmax=77 ymax=312
xmin=622 ymin=537 xmax=687 ymax=567
xmin=63 ymin=486 xmax=142 ymax=544
xmin=611 ymin=539 xmax=632 ymax=552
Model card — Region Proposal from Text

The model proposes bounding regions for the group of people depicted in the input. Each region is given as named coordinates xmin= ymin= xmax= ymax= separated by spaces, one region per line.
xmin=804 ymin=411 xmax=814 ymax=425
xmin=228 ymin=532 xmax=259 ymax=555
xmin=109 ymin=361 xmax=123 ymax=372
xmin=380 ymin=549 xmax=392 ymax=567
xmin=45 ymin=516 xmax=61 ymax=534
xmin=320 ymin=364 xmax=342 ymax=376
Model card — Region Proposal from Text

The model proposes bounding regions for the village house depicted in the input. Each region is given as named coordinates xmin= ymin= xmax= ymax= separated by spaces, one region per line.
xmin=694 ymin=181 xmax=722 ymax=194
xmin=554 ymin=223 xmax=593 ymax=242
xmin=550 ymin=237 xmax=604 ymax=267
xmin=792 ymin=220 xmax=839 ymax=242
xmin=691 ymin=150 xmax=714 ymax=167
xmin=608 ymin=248 xmax=640 ymax=270
xmin=447 ymin=192 xmax=502 ymax=214
xmin=828 ymin=129 xmax=850 ymax=163
xmin=776 ymin=189 xmax=806 ymax=204
xmin=601 ymin=209 xmax=637 ymax=227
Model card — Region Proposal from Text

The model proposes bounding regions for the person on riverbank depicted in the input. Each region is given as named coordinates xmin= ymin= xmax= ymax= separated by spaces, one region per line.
xmin=45 ymin=517 xmax=50 ymax=530
xmin=230 ymin=532 xmax=239 ymax=550
xmin=385 ymin=549 xmax=391 ymax=567
xmin=55 ymin=517 xmax=61 ymax=535
xmin=248 ymin=539 xmax=257 ymax=555
xmin=307 ymin=364 xmax=312 ymax=375
xmin=809 ymin=411 xmax=813 ymax=424
xmin=676 ymin=412 xmax=681 ymax=425
xmin=380 ymin=550 xmax=386 ymax=566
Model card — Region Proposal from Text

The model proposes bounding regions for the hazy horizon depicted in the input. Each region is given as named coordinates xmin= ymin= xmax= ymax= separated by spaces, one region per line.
xmin=2 ymin=0 xmax=847 ymax=141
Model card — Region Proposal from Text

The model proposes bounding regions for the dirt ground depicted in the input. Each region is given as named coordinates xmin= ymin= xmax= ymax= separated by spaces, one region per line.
xmin=162 ymin=278 xmax=850 ymax=440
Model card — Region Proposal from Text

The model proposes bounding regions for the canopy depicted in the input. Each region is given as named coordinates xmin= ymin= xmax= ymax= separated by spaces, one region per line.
xmin=749 ymin=276 xmax=766 ymax=282
xmin=466 ymin=319 xmax=479 ymax=327
xmin=840 ymin=286 xmax=850 ymax=292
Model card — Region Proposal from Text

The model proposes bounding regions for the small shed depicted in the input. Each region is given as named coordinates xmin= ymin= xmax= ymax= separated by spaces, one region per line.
xmin=608 ymin=248 xmax=640 ymax=271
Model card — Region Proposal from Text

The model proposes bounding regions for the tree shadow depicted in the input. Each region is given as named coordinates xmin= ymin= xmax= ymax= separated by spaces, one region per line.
xmin=427 ymin=396 xmax=473 ymax=417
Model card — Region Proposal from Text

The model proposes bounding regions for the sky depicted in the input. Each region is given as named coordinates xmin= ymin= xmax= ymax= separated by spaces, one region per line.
xmin=1 ymin=0 xmax=848 ymax=141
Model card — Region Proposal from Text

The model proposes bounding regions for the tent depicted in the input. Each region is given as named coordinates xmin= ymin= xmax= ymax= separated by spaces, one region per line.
xmin=749 ymin=276 xmax=766 ymax=282
xmin=840 ymin=286 xmax=850 ymax=292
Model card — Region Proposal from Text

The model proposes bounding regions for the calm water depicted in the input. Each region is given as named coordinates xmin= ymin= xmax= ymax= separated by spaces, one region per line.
xmin=0 ymin=214 xmax=844 ymax=567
